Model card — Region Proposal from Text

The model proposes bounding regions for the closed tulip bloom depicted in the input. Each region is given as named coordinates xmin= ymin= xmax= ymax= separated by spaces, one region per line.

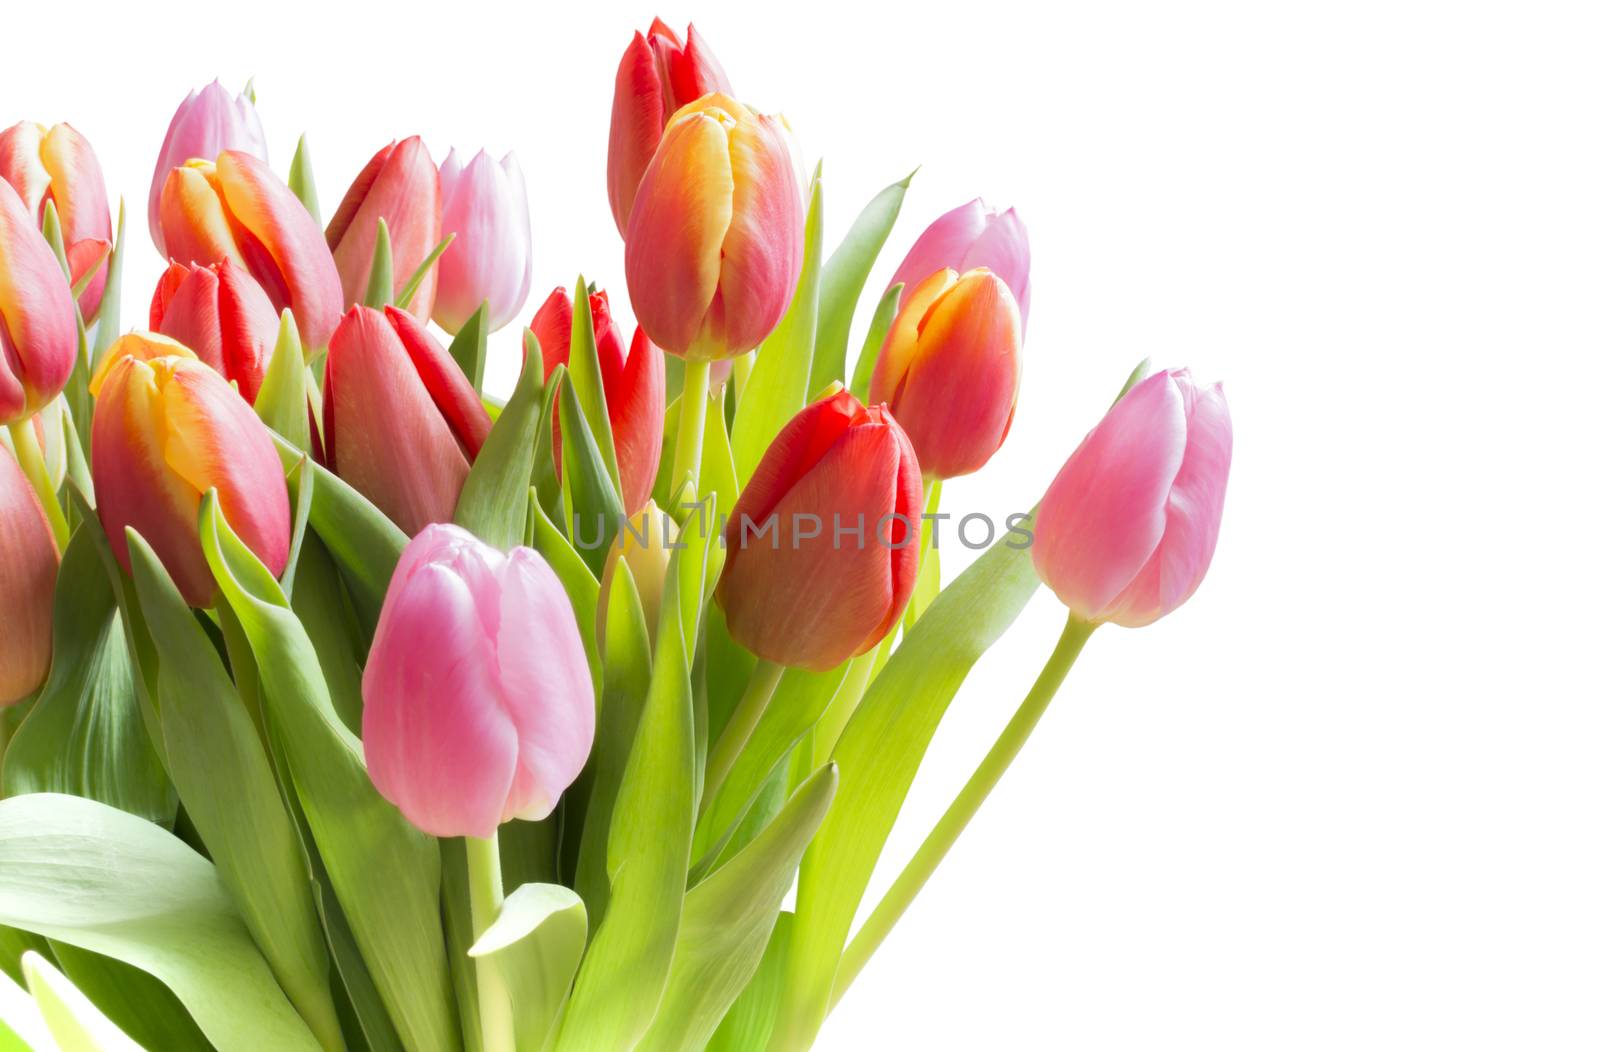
xmin=888 ymin=198 xmax=1031 ymax=331
xmin=433 ymin=148 xmax=532 ymax=335
xmin=607 ymin=19 xmax=731 ymax=235
xmin=717 ymin=385 xmax=921 ymax=671
xmin=159 ymin=151 xmax=341 ymax=351
xmin=149 ymin=259 xmax=279 ymax=403
xmin=147 ymin=81 xmax=268 ymax=259
xmin=0 ymin=122 xmax=113 ymax=323
xmin=0 ymin=180 xmax=77 ymax=426
xmin=530 ymin=286 xmax=665 ymax=515
xmin=0 ymin=448 xmax=59 ymax=705
xmin=597 ymin=500 xmax=677 ymax=647
xmin=324 ymin=305 xmax=491 ymax=535
xmin=363 ymin=523 xmax=595 ymax=838
xmin=326 ymin=137 xmax=442 ymax=320
xmin=624 ymin=93 xmax=804 ymax=360
xmin=91 ymin=350 xmax=290 ymax=607
xmin=1032 ymin=369 xmax=1232 ymax=628
xmin=870 ymin=267 xmax=1022 ymax=480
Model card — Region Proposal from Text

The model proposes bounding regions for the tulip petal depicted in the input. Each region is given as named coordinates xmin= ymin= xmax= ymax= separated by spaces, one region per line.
xmin=0 ymin=123 xmax=49 ymax=220
xmin=888 ymin=199 xmax=989 ymax=294
xmin=385 ymin=306 xmax=491 ymax=458
xmin=148 ymin=81 xmax=269 ymax=258
xmin=0 ymin=180 xmax=77 ymax=425
xmin=0 ymin=447 xmax=59 ymax=704
xmin=712 ymin=113 xmax=805 ymax=355
xmin=327 ymin=138 xmax=441 ymax=320
xmin=610 ymin=328 xmax=666 ymax=515
xmin=40 ymin=124 xmax=112 ymax=319
xmin=728 ymin=386 xmax=860 ymax=532
xmin=608 ymin=31 xmax=671 ymax=234
xmin=160 ymin=163 xmax=245 ymax=269
xmin=434 ymin=149 xmax=532 ymax=333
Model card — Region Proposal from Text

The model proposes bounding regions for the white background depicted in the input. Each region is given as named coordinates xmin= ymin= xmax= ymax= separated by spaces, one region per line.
xmin=8 ymin=1 xmax=1600 ymax=1048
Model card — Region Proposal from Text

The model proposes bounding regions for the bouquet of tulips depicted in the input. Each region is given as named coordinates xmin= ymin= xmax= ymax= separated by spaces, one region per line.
xmin=0 ymin=19 xmax=1232 ymax=1052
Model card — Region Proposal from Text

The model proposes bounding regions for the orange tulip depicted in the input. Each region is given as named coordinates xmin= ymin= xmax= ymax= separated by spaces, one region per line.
xmin=0 ymin=121 xmax=112 ymax=322
xmin=0 ymin=179 xmax=77 ymax=426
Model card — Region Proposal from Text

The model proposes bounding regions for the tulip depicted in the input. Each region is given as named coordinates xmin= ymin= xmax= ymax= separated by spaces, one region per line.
xmin=888 ymin=198 xmax=1031 ymax=331
xmin=323 ymin=305 xmax=491 ymax=535
xmin=149 ymin=259 xmax=279 ymax=403
xmin=0 ymin=447 xmax=59 ymax=705
xmin=607 ymin=19 xmax=732 ymax=235
xmin=597 ymin=500 xmax=677 ymax=646
xmin=159 ymin=151 xmax=342 ymax=351
xmin=0 ymin=179 xmax=77 ymax=427
xmin=717 ymin=385 xmax=920 ymax=671
xmin=433 ymin=148 xmax=532 ymax=335
xmin=91 ymin=350 xmax=290 ymax=607
xmin=1032 ymin=369 xmax=1232 ymax=627
xmin=529 ymin=286 xmax=665 ymax=515
xmin=0 ymin=121 xmax=113 ymax=322
xmin=325 ymin=137 xmax=442 ymax=320
xmin=363 ymin=523 xmax=594 ymax=838
xmin=147 ymin=81 xmax=268 ymax=260
xmin=624 ymin=93 xmax=804 ymax=360
xmin=869 ymin=267 xmax=1022 ymax=480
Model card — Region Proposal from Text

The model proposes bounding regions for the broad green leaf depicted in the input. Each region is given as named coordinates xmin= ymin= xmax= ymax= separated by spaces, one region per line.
xmin=0 ymin=793 xmax=321 ymax=1051
xmin=847 ymin=283 xmax=902 ymax=402
xmin=1 ymin=529 xmax=173 ymax=824
xmin=395 ymin=234 xmax=455 ymax=314
xmin=699 ymin=386 xmax=740 ymax=513
xmin=706 ymin=913 xmax=791 ymax=1052
xmin=557 ymin=381 xmax=625 ymax=579
xmin=287 ymin=533 xmax=368 ymax=734
xmin=470 ymin=884 xmax=586 ymax=1052
xmin=563 ymin=275 xmax=622 ymax=496
xmin=47 ymin=945 xmax=208 ymax=1052
xmin=90 ymin=199 xmax=128 ymax=365
xmin=639 ymin=765 xmax=837 ymax=1052
xmin=813 ymin=169 xmax=915 ymax=395
xmin=773 ymin=518 xmax=1042 ymax=1050
xmin=0 ymin=929 xmax=51 ymax=987
xmin=448 ymin=304 xmax=490 ymax=394
xmin=256 ymin=311 xmax=311 ymax=450
xmin=731 ymin=169 xmax=824 ymax=487
xmin=22 ymin=952 xmax=144 ymax=1052
xmin=363 ymin=219 xmax=393 ymax=309
xmin=126 ymin=533 xmax=344 ymax=1052
xmin=455 ymin=350 xmax=545 ymax=549
xmin=0 ymin=961 xmax=52 ymax=1052
xmin=199 ymin=497 xmax=460 ymax=1052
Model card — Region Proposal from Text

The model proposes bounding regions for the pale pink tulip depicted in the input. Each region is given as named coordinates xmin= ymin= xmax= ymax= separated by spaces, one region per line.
xmin=363 ymin=523 xmax=595 ymax=839
xmin=433 ymin=148 xmax=532 ymax=334
xmin=147 ymin=81 xmax=268 ymax=259
xmin=888 ymin=199 xmax=1031 ymax=330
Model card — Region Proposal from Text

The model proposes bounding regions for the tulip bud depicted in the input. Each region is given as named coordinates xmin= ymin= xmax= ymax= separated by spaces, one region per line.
xmin=1032 ymin=369 xmax=1232 ymax=628
xmin=0 ymin=122 xmax=113 ymax=323
xmin=149 ymin=259 xmax=279 ymax=403
xmin=870 ymin=267 xmax=1022 ymax=480
xmin=1 ymin=448 xmax=59 ymax=705
xmin=323 ymin=305 xmax=491 ymax=535
xmin=529 ymin=286 xmax=665 ymax=515
xmin=363 ymin=523 xmax=594 ymax=838
xmin=147 ymin=81 xmax=268 ymax=260
xmin=325 ymin=137 xmax=442 ymax=320
xmin=0 ymin=179 xmax=77 ymax=427
xmin=888 ymin=198 xmax=1031 ymax=331
xmin=159 ymin=151 xmax=341 ymax=351
xmin=607 ymin=19 xmax=732 ymax=235
xmin=597 ymin=500 xmax=677 ymax=646
xmin=624 ymin=93 xmax=804 ymax=360
xmin=433 ymin=148 xmax=532 ymax=335
xmin=717 ymin=385 xmax=921 ymax=671
xmin=91 ymin=350 xmax=290 ymax=607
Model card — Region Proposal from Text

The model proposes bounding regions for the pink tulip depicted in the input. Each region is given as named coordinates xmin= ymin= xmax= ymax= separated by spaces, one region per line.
xmin=0 ymin=121 xmax=113 ymax=323
xmin=0 ymin=179 xmax=77 ymax=427
xmin=433 ymin=148 xmax=532 ymax=334
xmin=147 ymin=81 xmax=268 ymax=260
xmin=1 ymin=447 xmax=59 ymax=705
xmin=149 ymin=259 xmax=280 ymax=404
xmin=888 ymin=199 xmax=1031 ymax=331
xmin=325 ymin=137 xmax=442 ymax=321
xmin=1032 ymin=369 xmax=1231 ymax=627
xmin=363 ymin=523 xmax=595 ymax=838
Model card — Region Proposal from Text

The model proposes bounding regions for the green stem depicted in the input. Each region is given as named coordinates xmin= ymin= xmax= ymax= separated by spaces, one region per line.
xmin=670 ymin=358 xmax=711 ymax=512
xmin=731 ymin=351 xmax=754 ymax=402
xmin=829 ymin=614 xmax=1098 ymax=1009
xmin=8 ymin=421 xmax=68 ymax=549
xmin=699 ymin=659 xmax=785 ymax=818
xmin=465 ymin=834 xmax=515 ymax=1052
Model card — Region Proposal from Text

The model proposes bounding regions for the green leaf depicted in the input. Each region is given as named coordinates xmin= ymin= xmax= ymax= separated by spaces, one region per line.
xmin=455 ymin=349 xmax=545 ymax=549
xmin=287 ymin=533 xmax=368 ymax=734
xmin=363 ymin=219 xmax=393 ymax=309
xmin=126 ymin=532 xmax=344 ymax=1052
xmin=0 ymin=959 xmax=53 ymax=1052
xmin=1 ymin=529 xmax=173 ymax=825
xmin=395 ymin=235 xmax=455 ymax=314
xmin=528 ymin=489 xmax=602 ymax=691
xmin=289 ymin=135 xmax=322 ymax=228
xmin=639 ymin=765 xmax=837 ymax=1052
xmin=90 ymin=200 xmax=127 ymax=364
xmin=847 ymin=283 xmax=903 ymax=402
xmin=699 ymin=385 xmax=740 ymax=513
xmin=813 ymin=169 xmax=915 ymax=395
xmin=470 ymin=884 xmax=586 ymax=1052
xmin=22 ymin=951 xmax=145 ymax=1052
xmin=448 ymin=304 xmax=490 ymax=394
xmin=706 ymin=913 xmax=791 ymax=1052
xmin=564 ymin=275 xmax=623 ymax=497
xmin=773 ymin=517 xmax=1043 ymax=1050
xmin=731 ymin=168 xmax=824 ymax=487
xmin=39 ymin=199 xmax=69 ymax=277
xmin=0 ymin=793 xmax=322 ymax=1050
xmin=199 ymin=496 xmax=461 ymax=1052
xmin=46 ymin=945 xmax=208 ymax=1052
xmin=256 ymin=311 xmax=311 ymax=450
xmin=1116 ymin=356 xmax=1153 ymax=405
xmin=557 ymin=380 xmax=625 ymax=579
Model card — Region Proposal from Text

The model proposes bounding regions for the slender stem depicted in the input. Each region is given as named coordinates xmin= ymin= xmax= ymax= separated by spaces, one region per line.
xmin=830 ymin=614 xmax=1098 ymax=1009
xmin=699 ymin=659 xmax=785 ymax=817
xmin=465 ymin=834 xmax=515 ymax=1052
xmin=670 ymin=358 xmax=711 ymax=512
xmin=8 ymin=421 xmax=68 ymax=548
xmin=731 ymin=351 xmax=754 ymax=402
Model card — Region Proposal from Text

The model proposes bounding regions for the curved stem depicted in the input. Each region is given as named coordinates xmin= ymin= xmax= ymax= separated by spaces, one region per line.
xmin=670 ymin=358 xmax=711 ymax=513
xmin=465 ymin=834 xmax=515 ymax=1052
xmin=830 ymin=614 xmax=1098 ymax=1009
xmin=8 ymin=421 xmax=68 ymax=549
xmin=700 ymin=659 xmax=785 ymax=818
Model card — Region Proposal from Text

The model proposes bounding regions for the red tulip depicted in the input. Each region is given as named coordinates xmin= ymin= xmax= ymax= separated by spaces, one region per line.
xmin=607 ymin=18 xmax=731 ymax=236
xmin=0 ymin=121 xmax=113 ymax=322
xmin=326 ymin=137 xmax=442 ymax=321
xmin=0 ymin=446 xmax=59 ymax=705
xmin=0 ymin=179 xmax=77 ymax=427
xmin=529 ymin=286 xmax=665 ymax=516
xmin=717 ymin=385 xmax=921 ymax=671
xmin=323 ymin=305 xmax=491 ymax=535
xmin=149 ymin=259 xmax=279 ymax=404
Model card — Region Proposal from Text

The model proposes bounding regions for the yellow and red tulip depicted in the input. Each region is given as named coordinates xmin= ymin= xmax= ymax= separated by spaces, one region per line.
xmin=147 ymin=81 xmax=268 ymax=259
xmin=0 ymin=180 xmax=77 ymax=427
xmin=149 ymin=259 xmax=280 ymax=404
xmin=326 ymin=137 xmax=442 ymax=320
xmin=0 ymin=445 xmax=59 ymax=705
xmin=0 ymin=121 xmax=113 ymax=323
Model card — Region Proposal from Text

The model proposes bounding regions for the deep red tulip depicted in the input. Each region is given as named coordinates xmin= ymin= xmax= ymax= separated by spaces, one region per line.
xmin=326 ymin=137 xmax=442 ymax=321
